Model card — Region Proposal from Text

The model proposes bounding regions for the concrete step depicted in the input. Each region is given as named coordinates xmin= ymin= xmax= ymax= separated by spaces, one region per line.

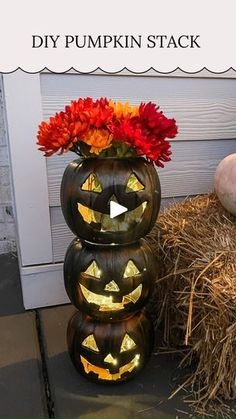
xmin=0 ymin=253 xmax=47 ymax=417
xmin=39 ymin=305 xmax=189 ymax=419
xmin=0 ymin=311 xmax=47 ymax=417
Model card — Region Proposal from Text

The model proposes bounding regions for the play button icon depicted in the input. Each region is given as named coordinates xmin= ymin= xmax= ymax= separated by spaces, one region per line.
xmin=110 ymin=200 xmax=128 ymax=219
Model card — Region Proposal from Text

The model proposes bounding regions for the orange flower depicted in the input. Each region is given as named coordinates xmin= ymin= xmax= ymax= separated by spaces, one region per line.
xmin=82 ymin=128 xmax=112 ymax=154
xmin=109 ymin=100 xmax=139 ymax=119
xmin=37 ymin=97 xmax=114 ymax=156
xmin=37 ymin=111 xmax=89 ymax=156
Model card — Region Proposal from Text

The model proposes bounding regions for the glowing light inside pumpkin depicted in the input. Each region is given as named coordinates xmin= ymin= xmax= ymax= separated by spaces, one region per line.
xmin=80 ymin=353 xmax=141 ymax=381
xmin=126 ymin=173 xmax=144 ymax=192
xmin=81 ymin=173 xmax=102 ymax=193
xmin=77 ymin=201 xmax=147 ymax=231
xmin=134 ymin=354 xmax=140 ymax=366
xmin=82 ymin=334 xmax=99 ymax=352
xmin=104 ymin=353 xmax=118 ymax=365
xmin=84 ymin=261 xmax=101 ymax=278
xmin=79 ymin=284 xmax=142 ymax=311
xmin=123 ymin=260 xmax=140 ymax=278
xmin=104 ymin=280 xmax=120 ymax=292
xmin=120 ymin=334 xmax=137 ymax=352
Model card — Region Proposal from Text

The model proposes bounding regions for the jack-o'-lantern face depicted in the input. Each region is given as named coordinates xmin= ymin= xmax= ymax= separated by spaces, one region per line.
xmin=61 ymin=157 xmax=160 ymax=244
xmin=80 ymin=259 xmax=142 ymax=312
xmin=78 ymin=172 xmax=147 ymax=233
xmin=64 ymin=239 xmax=156 ymax=321
xmin=67 ymin=310 xmax=154 ymax=383
xmin=80 ymin=333 xmax=141 ymax=381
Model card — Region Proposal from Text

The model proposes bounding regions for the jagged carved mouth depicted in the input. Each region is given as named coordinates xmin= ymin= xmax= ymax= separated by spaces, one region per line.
xmin=79 ymin=284 xmax=142 ymax=311
xmin=77 ymin=202 xmax=147 ymax=232
xmin=80 ymin=354 xmax=140 ymax=381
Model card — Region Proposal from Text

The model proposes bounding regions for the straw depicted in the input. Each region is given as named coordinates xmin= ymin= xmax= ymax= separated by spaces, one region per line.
xmin=147 ymin=193 xmax=236 ymax=417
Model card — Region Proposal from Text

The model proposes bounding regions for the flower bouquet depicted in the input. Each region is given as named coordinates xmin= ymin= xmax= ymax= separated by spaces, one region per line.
xmin=37 ymin=97 xmax=177 ymax=167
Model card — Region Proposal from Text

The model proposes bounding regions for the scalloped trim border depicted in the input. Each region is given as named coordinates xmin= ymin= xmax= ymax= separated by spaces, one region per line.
xmin=0 ymin=66 xmax=235 ymax=75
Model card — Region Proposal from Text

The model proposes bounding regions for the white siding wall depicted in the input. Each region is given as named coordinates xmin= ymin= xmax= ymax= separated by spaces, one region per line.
xmin=40 ymin=73 xmax=236 ymax=262
xmin=3 ymin=71 xmax=236 ymax=308
xmin=0 ymin=75 xmax=16 ymax=254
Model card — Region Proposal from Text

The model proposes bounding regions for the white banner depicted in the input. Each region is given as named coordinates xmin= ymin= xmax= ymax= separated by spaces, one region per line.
xmin=0 ymin=0 xmax=235 ymax=73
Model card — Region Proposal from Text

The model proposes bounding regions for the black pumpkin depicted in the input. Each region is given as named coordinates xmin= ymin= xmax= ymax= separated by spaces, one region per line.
xmin=67 ymin=310 xmax=154 ymax=383
xmin=60 ymin=157 xmax=161 ymax=244
xmin=64 ymin=238 xmax=157 ymax=321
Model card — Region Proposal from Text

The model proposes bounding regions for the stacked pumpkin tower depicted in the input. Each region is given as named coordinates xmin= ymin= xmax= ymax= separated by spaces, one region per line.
xmin=37 ymin=97 xmax=177 ymax=383
xmin=61 ymin=156 xmax=161 ymax=383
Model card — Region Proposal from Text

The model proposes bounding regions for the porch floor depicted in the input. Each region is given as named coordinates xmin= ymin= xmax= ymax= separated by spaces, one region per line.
xmin=0 ymin=253 xmax=196 ymax=418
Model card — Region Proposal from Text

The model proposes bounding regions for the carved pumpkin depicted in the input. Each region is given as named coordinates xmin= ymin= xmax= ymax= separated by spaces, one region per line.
xmin=64 ymin=238 xmax=157 ymax=321
xmin=214 ymin=153 xmax=236 ymax=216
xmin=67 ymin=310 xmax=154 ymax=383
xmin=61 ymin=157 xmax=161 ymax=244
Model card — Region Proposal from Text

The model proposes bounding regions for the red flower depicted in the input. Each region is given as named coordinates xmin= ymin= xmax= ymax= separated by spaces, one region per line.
xmin=110 ymin=102 xmax=177 ymax=167
xmin=66 ymin=97 xmax=113 ymax=129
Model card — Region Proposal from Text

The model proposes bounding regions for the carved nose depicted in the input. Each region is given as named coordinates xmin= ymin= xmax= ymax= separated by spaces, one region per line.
xmin=104 ymin=280 xmax=120 ymax=292
xmin=104 ymin=353 xmax=117 ymax=365
xmin=109 ymin=194 xmax=118 ymax=204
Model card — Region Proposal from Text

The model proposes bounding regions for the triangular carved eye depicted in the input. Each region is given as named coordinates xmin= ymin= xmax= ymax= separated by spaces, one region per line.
xmin=120 ymin=334 xmax=137 ymax=352
xmin=82 ymin=335 xmax=99 ymax=352
xmin=123 ymin=260 xmax=140 ymax=278
xmin=84 ymin=261 xmax=101 ymax=278
xmin=126 ymin=173 xmax=144 ymax=192
xmin=81 ymin=173 xmax=102 ymax=193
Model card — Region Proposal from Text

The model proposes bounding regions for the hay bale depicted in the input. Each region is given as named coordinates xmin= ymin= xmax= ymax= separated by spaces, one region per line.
xmin=147 ymin=193 xmax=236 ymax=414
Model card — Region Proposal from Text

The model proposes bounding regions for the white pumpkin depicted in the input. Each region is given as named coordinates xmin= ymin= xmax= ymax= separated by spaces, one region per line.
xmin=214 ymin=153 xmax=236 ymax=216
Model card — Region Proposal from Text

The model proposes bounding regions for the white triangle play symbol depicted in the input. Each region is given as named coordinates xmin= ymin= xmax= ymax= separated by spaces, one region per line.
xmin=110 ymin=200 xmax=128 ymax=219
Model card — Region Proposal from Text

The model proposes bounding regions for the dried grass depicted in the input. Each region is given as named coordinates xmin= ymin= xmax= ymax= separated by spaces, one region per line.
xmin=147 ymin=193 xmax=236 ymax=417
